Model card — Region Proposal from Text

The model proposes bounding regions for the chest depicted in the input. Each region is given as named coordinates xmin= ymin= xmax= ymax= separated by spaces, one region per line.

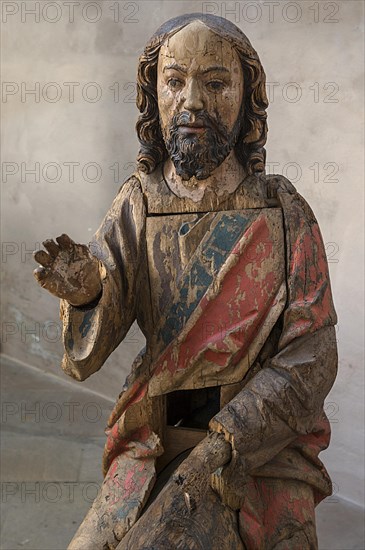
xmin=145 ymin=207 xmax=286 ymax=346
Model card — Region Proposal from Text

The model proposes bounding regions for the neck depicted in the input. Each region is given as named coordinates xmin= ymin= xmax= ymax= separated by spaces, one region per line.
xmin=163 ymin=151 xmax=246 ymax=202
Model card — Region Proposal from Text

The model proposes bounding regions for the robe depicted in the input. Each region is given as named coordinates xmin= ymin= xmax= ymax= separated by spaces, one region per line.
xmin=61 ymin=166 xmax=337 ymax=549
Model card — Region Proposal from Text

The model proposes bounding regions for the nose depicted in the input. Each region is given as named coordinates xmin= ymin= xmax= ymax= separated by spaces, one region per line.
xmin=183 ymin=78 xmax=204 ymax=111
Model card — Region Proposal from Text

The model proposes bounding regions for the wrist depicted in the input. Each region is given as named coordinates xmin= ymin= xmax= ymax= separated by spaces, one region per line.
xmin=69 ymin=287 xmax=102 ymax=309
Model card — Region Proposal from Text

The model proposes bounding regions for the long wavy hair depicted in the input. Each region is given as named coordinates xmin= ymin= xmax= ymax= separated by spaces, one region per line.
xmin=136 ymin=13 xmax=268 ymax=175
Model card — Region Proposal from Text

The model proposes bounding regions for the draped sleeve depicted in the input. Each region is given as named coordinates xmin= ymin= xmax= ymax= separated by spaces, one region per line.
xmin=209 ymin=176 xmax=338 ymax=473
xmin=60 ymin=176 xmax=147 ymax=381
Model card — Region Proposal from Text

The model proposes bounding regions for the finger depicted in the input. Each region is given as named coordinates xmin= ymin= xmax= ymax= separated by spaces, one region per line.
xmin=56 ymin=233 xmax=75 ymax=249
xmin=33 ymin=266 xmax=49 ymax=284
xmin=42 ymin=239 xmax=59 ymax=257
xmin=33 ymin=250 xmax=52 ymax=266
xmin=33 ymin=267 xmax=60 ymax=297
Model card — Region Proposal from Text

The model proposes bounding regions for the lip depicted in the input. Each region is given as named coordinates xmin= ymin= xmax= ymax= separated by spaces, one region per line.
xmin=178 ymin=124 xmax=206 ymax=134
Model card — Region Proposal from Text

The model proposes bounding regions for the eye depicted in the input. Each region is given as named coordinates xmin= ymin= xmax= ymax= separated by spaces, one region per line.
xmin=167 ymin=78 xmax=183 ymax=90
xmin=206 ymin=80 xmax=225 ymax=93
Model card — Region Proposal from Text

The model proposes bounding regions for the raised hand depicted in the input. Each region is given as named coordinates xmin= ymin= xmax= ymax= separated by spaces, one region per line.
xmin=33 ymin=234 xmax=102 ymax=307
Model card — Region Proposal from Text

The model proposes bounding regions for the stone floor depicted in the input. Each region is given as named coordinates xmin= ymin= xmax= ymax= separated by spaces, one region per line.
xmin=1 ymin=355 xmax=364 ymax=550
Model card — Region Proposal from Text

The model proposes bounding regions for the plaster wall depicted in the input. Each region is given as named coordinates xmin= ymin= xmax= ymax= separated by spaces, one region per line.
xmin=1 ymin=0 xmax=364 ymax=508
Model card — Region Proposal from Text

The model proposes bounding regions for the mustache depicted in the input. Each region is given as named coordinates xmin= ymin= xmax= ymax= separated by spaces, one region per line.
xmin=171 ymin=111 xmax=226 ymax=136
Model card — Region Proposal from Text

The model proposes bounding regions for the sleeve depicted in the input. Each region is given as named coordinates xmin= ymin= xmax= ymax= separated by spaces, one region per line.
xmin=209 ymin=177 xmax=338 ymax=473
xmin=60 ymin=176 xmax=146 ymax=381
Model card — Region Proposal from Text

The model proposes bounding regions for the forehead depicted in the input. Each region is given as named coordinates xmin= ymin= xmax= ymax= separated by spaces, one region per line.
xmin=158 ymin=20 xmax=241 ymax=73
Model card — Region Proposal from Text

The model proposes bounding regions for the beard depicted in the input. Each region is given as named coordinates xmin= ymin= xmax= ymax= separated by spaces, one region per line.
xmin=161 ymin=111 xmax=242 ymax=181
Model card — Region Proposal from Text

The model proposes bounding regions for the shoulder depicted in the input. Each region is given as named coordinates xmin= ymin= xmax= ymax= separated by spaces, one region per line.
xmin=116 ymin=174 xmax=144 ymax=200
xmin=106 ymin=174 xmax=146 ymax=215
xmin=264 ymin=173 xmax=297 ymax=198
xmin=264 ymin=173 xmax=318 ymax=226
xmin=94 ymin=175 xmax=146 ymax=236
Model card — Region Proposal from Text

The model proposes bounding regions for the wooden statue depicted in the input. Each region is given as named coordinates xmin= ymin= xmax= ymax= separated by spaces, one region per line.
xmin=33 ymin=13 xmax=338 ymax=550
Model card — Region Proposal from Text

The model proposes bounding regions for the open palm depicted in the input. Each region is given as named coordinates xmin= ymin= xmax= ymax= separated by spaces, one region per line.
xmin=33 ymin=234 xmax=101 ymax=307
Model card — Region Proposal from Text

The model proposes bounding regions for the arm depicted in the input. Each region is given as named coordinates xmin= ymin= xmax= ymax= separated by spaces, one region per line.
xmin=210 ymin=326 xmax=337 ymax=472
xmin=209 ymin=178 xmax=338 ymax=495
xmin=60 ymin=176 xmax=147 ymax=381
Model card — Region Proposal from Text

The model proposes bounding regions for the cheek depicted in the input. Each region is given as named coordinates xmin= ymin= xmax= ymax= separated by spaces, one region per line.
xmin=157 ymin=86 xmax=180 ymax=126
xmin=211 ymin=88 xmax=242 ymax=129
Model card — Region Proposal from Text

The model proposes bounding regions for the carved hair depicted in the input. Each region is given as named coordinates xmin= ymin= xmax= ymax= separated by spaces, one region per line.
xmin=136 ymin=13 xmax=268 ymax=175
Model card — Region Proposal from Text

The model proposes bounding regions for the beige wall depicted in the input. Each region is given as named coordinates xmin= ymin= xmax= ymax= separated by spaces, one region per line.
xmin=2 ymin=1 xmax=364 ymax=507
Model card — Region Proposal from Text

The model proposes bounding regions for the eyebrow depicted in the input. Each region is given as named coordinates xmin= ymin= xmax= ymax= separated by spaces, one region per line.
xmin=201 ymin=66 xmax=230 ymax=75
xmin=163 ymin=64 xmax=230 ymax=75
xmin=163 ymin=63 xmax=187 ymax=73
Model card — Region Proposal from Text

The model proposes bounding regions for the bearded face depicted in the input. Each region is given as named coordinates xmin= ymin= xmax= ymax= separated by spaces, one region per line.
xmin=157 ymin=21 xmax=244 ymax=181
xmin=161 ymin=110 xmax=242 ymax=181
